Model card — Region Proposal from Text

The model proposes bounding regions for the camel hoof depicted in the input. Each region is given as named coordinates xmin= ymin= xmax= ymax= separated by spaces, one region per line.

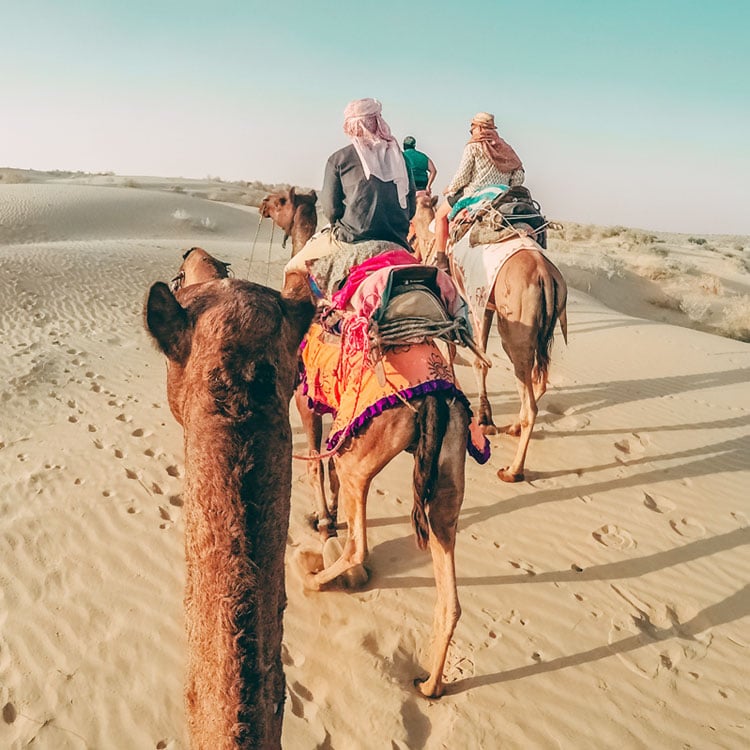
xmin=497 ymin=467 xmax=524 ymax=483
xmin=414 ymin=676 xmax=444 ymax=699
xmin=296 ymin=549 xmax=324 ymax=589
xmin=322 ymin=537 xmax=369 ymax=589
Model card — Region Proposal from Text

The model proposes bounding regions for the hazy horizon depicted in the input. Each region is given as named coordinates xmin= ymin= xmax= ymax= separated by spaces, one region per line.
xmin=2 ymin=1 xmax=748 ymax=235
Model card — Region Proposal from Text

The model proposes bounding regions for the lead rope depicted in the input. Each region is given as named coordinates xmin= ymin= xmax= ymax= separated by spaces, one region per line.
xmin=246 ymin=215 xmax=275 ymax=281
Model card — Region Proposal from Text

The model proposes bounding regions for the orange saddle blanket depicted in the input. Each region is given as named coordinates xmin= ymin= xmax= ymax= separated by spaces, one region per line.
xmin=299 ymin=323 xmax=489 ymax=463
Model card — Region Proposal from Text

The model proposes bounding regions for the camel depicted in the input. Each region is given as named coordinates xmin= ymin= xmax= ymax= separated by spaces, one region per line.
xmin=258 ymin=200 xmax=474 ymax=698
xmin=258 ymin=187 xmax=318 ymax=256
xmin=408 ymin=191 xmax=438 ymax=263
xmin=145 ymin=247 xmax=315 ymax=749
xmin=258 ymin=188 xmax=337 ymax=540
xmin=460 ymin=234 xmax=568 ymax=483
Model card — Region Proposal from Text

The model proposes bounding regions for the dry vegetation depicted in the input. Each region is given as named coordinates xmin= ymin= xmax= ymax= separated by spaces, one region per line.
xmin=547 ymin=222 xmax=750 ymax=342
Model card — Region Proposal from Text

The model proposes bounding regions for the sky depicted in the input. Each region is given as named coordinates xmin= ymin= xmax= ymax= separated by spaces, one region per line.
xmin=2 ymin=0 xmax=748 ymax=234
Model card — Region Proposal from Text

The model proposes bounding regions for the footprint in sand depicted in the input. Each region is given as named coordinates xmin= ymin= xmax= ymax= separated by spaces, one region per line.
xmin=168 ymin=495 xmax=183 ymax=507
xmin=669 ymin=517 xmax=705 ymax=538
xmin=165 ymin=465 xmax=180 ymax=478
xmin=643 ymin=492 xmax=676 ymax=514
xmin=614 ymin=436 xmax=647 ymax=456
xmin=730 ymin=511 xmax=748 ymax=528
xmin=593 ymin=525 xmax=637 ymax=550
xmin=509 ymin=560 xmax=537 ymax=576
xmin=608 ymin=585 xmax=713 ymax=679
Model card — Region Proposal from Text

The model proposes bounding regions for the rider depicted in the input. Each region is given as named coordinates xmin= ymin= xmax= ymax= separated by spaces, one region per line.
xmin=434 ymin=112 xmax=525 ymax=269
xmin=285 ymin=98 xmax=416 ymax=282
xmin=402 ymin=135 xmax=437 ymax=194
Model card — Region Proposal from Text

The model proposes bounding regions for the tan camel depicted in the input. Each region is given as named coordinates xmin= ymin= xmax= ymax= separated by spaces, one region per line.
xmin=258 ymin=187 xmax=318 ymax=256
xmin=259 ymin=189 xmax=338 ymax=541
xmin=263 ymin=200 xmax=475 ymax=698
xmin=467 ymin=240 xmax=568 ymax=482
xmin=408 ymin=192 xmax=438 ymax=263
xmin=145 ymin=248 xmax=315 ymax=749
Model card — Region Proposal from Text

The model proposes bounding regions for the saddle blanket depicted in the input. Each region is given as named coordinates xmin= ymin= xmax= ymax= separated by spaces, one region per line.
xmin=450 ymin=233 xmax=544 ymax=334
xmin=300 ymin=323 xmax=489 ymax=463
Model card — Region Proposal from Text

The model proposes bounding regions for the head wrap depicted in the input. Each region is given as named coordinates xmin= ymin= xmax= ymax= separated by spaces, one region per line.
xmin=343 ymin=98 xmax=409 ymax=209
xmin=403 ymin=136 xmax=416 ymax=149
xmin=468 ymin=112 xmax=523 ymax=173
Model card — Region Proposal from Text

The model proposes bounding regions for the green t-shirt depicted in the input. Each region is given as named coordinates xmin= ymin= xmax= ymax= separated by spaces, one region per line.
xmin=403 ymin=147 xmax=429 ymax=190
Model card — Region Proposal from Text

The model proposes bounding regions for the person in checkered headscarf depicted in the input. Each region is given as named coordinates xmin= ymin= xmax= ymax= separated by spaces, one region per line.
xmin=434 ymin=112 xmax=525 ymax=269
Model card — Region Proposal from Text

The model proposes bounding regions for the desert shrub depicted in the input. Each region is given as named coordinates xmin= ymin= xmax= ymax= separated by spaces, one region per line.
xmin=688 ymin=236 xmax=707 ymax=245
xmin=123 ymin=178 xmax=141 ymax=188
xmin=647 ymin=245 xmax=670 ymax=257
xmin=679 ymin=296 xmax=711 ymax=322
xmin=600 ymin=225 xmax=626 ymax=238
xmin=721 ymin=296 xmax=750 ymax=342
xmin=0 ymin=170 xmax=29 ymax=183
xmin=643 ymin=260 xmax=681 ymax=281
xmin=647 ymin=294 xmax=682 ymax=311
xmin=698 ymin=275 xmax=723 ymax=295
xmin=171 ymin=209 xmax=217 ymax=232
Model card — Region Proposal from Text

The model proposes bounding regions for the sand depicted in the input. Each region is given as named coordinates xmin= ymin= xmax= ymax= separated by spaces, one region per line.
xmin=0 ymin=173 xmax=748 ymax=749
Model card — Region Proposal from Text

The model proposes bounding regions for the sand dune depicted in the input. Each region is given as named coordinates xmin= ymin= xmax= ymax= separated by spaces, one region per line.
xmin=1 ymin=174 xmax=748 ymax=749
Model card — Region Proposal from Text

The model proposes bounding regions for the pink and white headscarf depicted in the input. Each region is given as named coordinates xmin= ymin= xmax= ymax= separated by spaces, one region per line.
xmin=343 ymin=98 xmax=409 ymax=209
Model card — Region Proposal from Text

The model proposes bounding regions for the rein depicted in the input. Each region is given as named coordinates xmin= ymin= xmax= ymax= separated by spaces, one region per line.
xmin=245 ymin=214 xmax=276 ymax=282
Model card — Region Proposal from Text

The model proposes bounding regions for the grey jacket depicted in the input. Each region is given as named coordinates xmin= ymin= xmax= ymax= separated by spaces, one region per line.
xmin=320 ymin=144 xmax=416 ymax=250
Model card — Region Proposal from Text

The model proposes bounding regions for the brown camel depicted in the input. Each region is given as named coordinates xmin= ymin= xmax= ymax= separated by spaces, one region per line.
xmin=408 ymin=192 xmax=438 ymax=263
xmin=467 ymin=239 xmax=568 ymax=482
xmin=258 ymin=187 xmax=318 ymax=256
xmin=263 ymin=199 xmax=475 ymax=698
xmin=145 ymin=248 xmax=315 ymax=749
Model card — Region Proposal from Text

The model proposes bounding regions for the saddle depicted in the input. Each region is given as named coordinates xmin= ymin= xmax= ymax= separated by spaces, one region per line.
xmin=368 ymin=265 xmax=490 ymax=367
xmin=451 ymin=186 xmax=550 ymax=249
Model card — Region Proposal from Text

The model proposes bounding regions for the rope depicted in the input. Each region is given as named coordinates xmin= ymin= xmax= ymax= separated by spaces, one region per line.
xmin=246 ymin=214 xmax=276 ymax=283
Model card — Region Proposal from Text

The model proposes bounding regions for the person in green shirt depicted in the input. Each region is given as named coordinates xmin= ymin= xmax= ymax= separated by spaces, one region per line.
xmin=402 ymin=136 xmax=437 ymax=193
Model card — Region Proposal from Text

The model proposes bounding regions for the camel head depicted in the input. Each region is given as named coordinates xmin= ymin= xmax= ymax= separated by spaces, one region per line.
xmin=171 ymin=246 xmax=231 ymax=291
xmin=259 ymin=187 xmax=318 ymax=237
xmin=145 ymin=271 xmax=314 ymax=426
xmin=416 ymin=192 xmax=438 ymax=212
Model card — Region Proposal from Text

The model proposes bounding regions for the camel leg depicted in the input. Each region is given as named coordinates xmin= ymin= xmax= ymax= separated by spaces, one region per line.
xmin=474 ymin=308 xmax=497 ymax=434
xmin=415 ymin=402 xmax=467 ymax=698
xmin=498 ymin=354 xmax=537 ymax=483
xmin=295 ymin=386 xmax=336 ymax=539
xmin=302 ymin=458 xmax=370 ymax=590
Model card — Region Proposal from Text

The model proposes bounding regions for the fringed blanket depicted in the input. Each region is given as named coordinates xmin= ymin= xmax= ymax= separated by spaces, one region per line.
xmin=450 ymin=232 xmax=543 ymax=334
xmin=300 ymin=323 xmax=490 ymax=464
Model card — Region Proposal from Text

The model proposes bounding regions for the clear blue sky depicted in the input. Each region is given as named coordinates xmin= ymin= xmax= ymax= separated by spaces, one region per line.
xmin=2 ymin=1 xmax=748 ymax=234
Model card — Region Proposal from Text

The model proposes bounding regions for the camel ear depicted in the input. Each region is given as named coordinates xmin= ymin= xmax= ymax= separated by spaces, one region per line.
xmin=431 ymin=195 xmax=438 ymax=208
xmin=288 ymin=185 xmax=296 ymax=202
xmin=144 ymin=282 xmax=191 ymax=363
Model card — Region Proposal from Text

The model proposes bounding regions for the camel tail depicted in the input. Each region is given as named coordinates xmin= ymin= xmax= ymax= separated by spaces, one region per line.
xmin=412 ymin=394 xmax=450 ymax=550
xmin=533 ymin=274 xmax=563 ymax=384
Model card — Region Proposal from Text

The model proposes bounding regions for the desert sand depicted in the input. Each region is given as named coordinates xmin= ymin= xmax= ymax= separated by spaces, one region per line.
xmin=0 ymin=171 xmax=748 ymax=749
